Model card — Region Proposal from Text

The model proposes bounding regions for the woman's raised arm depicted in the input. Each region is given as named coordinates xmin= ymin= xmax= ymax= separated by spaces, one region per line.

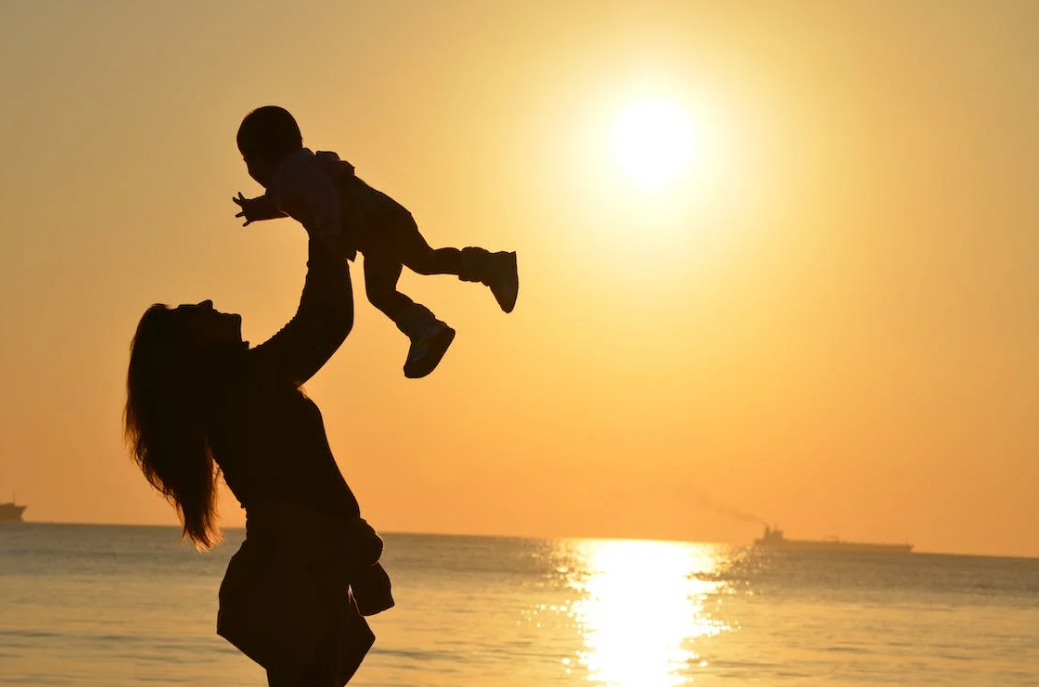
xmin=251 ymin=240 xmax=354 ymax=386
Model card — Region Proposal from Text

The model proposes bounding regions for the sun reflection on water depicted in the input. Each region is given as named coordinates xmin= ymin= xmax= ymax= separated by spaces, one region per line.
xmin=557 ymin=539 xmax=733 ymax=687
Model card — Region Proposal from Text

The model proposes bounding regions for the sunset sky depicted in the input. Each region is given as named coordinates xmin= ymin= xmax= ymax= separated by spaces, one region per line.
xmin=1 ymin=1 xmax=1037 ymax=557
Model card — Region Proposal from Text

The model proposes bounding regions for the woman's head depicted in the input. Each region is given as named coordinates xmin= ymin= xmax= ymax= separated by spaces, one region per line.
xmin=124 ymin=300 xmax=245 ymax=549
xmin=236 ymin=105 xmax=304 ymax=187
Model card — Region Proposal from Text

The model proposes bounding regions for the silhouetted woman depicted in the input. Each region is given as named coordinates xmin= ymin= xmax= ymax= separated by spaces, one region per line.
xmin=125 ymin=239 xmax=392 ymax=687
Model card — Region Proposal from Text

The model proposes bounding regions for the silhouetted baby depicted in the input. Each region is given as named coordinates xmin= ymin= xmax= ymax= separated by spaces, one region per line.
xmin=233 ymin=106 xmax=518 ymax=378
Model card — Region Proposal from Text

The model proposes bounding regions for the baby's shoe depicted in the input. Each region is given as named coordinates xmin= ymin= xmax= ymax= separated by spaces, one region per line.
xmin=459 ymin=247 xmax=519 ymax=313
xmin=403 ymin=318 xmax=456 ymax=379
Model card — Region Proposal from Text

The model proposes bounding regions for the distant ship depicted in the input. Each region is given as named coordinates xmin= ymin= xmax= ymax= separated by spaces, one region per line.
xmin=754 ymin=526 xmax=912 ymax=554
xmin=0 ymin=501 xmax=27 ymax=523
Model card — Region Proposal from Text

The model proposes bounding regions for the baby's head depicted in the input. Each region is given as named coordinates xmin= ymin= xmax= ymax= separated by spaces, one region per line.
xmin=236 ymin=106 xmax=303 ymax=187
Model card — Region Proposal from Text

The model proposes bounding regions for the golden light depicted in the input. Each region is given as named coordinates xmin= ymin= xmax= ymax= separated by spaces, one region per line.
xmin=563 ymin=539 xmax=731 ymax=687
xmin=612 ymin=99 xmax=694 ymax=190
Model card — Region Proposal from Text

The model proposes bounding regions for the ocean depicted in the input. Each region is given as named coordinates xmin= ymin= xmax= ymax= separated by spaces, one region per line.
xmin=1 ymin=524 xmax=1037 ymax=686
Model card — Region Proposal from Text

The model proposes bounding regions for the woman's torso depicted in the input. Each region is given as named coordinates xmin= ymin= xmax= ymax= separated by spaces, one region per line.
xmin=209 ymin=359 xmax=360 ymax=522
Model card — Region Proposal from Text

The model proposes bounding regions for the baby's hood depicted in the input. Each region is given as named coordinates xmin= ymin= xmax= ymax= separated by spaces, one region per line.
xmin=314 ymin=149 xmax=355 ymax=178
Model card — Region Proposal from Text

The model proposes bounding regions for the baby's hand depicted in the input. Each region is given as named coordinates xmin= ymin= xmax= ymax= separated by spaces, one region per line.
xmin=233 ymin=192 xmax=260 ymax=226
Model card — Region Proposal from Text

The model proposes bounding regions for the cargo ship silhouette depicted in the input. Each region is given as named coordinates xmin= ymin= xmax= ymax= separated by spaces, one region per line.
xmin=0 ymin=500 xmax=27 ymax=522
xmin=754 ymin=526 xmax=913 ymax=553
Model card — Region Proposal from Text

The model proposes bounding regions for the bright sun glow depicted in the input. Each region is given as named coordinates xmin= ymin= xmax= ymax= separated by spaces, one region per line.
xmin=612 ymin=99 xmax=694 ymax=190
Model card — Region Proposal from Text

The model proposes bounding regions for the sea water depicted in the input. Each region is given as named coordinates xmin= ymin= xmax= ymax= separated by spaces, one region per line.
xmin=1 ymin=523 xmax=1038 ymax=686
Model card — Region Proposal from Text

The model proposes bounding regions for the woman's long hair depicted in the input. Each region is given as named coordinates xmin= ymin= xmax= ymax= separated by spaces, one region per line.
xmin=124 ymin=304 xmax=223 ymax=549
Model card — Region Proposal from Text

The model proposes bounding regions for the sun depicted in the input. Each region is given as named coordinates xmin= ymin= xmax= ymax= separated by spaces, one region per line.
xmin=611 ymin=98 xmax=694 ymax=190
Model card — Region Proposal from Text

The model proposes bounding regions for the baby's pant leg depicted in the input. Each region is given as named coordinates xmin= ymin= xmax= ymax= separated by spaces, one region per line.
xmin=363 ymin=252 xmax=438 ymax=335
xmin=385 ymin=212 xmax=462 ymax=276
xmin=363 ymin=254 xmax=410 ymax=319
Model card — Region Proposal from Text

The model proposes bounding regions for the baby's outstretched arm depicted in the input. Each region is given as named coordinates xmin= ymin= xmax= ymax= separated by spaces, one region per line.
xmin=232 ymin=192 xmax=287 ymax=226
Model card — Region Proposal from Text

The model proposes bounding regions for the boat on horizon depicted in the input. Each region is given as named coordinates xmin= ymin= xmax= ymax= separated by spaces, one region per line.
xmin=0 ymin=500 xmax=27 ymax=523
xmin=754 ymin=525 xmax=913 ymax=554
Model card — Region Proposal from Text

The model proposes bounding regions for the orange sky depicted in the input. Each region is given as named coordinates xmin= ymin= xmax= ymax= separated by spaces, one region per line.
xmin=1 ymin=1 xmax=1037 ymax=557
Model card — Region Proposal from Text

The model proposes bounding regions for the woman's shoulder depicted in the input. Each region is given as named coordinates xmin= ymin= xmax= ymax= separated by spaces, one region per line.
xmin=242 ymin=347 xmax=292 ymax=388
xmin=237 ymin=348 xmax=315 ymax=406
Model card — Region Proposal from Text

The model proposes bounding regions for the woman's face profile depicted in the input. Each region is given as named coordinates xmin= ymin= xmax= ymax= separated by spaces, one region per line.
xmin=175 ymin=300 xmax=243 ymax=348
